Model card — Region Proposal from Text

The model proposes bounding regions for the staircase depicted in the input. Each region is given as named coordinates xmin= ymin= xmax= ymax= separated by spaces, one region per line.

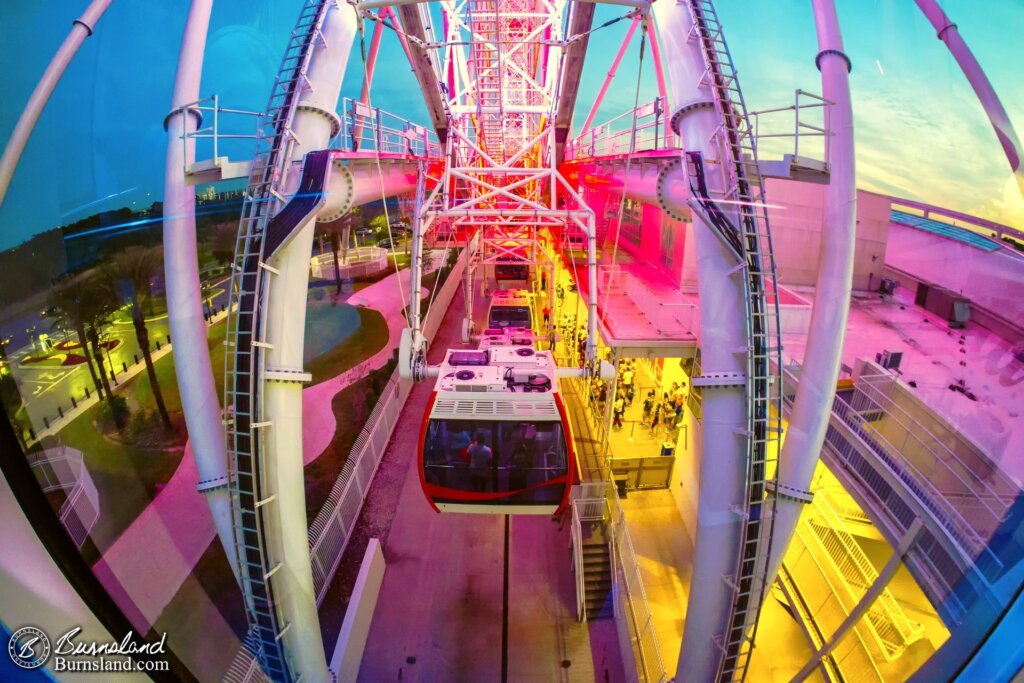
xmin=582 ymin=541 xmax=614 ymax=619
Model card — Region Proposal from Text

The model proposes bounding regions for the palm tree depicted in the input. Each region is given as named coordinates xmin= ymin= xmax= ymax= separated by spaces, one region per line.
xmin=330 ymin=221 xmax=344 ymax=294
xmin=0 ymin=372 xmax=27 ymax=450
xmin=47 ymin=275 xmax=106 ymax=402
xmin=101 ymin=246 xmax=173 ymax=431
xmin=207 ymin=222 xmax=238 ymax=267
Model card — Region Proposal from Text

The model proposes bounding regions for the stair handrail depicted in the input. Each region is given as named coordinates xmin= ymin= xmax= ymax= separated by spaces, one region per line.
xmin=571 ymin=503 xmax=587 ymax=622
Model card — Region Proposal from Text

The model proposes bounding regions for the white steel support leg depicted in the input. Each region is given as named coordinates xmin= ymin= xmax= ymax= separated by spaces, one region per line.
xmin=0 ymin=0 xmax=111 ymax=209
xmin=652 ymin=2 xmax=750 ymax=680
xmin=585 ymin=212 xmax=599 ymax=363
xmin=914 ymin=0 xmax=1024 ymax=198
xmin=261 ymin=3 xmax=357 ymax=680
xmin=463 ymin=233 xmax=475 ymax=341
xmin=409 ymin=164 xmax=427 ymax=341
xmin=162 ymin=0 xmax=239 ymax=581
xmin=761 ymin=0 xmax=858 ymax=603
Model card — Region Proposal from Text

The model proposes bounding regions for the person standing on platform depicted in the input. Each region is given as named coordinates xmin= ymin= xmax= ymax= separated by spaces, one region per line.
xmin=541 ymin=271 xmax=547 ymax=291
xmin=621 ymin=364 xmax=634 ymax=404
xmin=613 ymin=392 xmax=625 ymax=429
xmin=643 ymin=390 xmax=656 ymax=422
xmin=674 ymin=381 xmax=687 ymax=407
xmin=661 ymin=394 xmax=675 ymax=432
xmin=543 ymin=306 xmax=551 ymax=326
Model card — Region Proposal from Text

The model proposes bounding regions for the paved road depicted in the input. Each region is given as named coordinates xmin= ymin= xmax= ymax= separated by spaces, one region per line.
xmin=4 ymin=276 xmax=230 ymax=434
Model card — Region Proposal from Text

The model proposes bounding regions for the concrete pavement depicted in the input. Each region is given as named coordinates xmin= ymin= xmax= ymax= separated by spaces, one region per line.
xmin=354 ymin=286 xmax=598 ymax=682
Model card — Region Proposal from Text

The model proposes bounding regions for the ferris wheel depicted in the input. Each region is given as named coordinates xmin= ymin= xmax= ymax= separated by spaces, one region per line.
xmin=2 ymin=1 xmax=1022 ymax=682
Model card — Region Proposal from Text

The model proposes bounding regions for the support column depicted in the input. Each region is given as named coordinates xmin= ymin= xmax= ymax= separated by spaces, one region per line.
xmin=761 ymin=0 xmax=858 ymax=604
xmin=162 ymin=0 xmax=239 ymax=580
xmin=261 ymin=3 xmax=357 ymax=680
xmin=0 ymin=0 xmax=111 ymax=208
xmin=652 ymin=2 xmax=750 ymax=681
xmin=914 ymin=0 xmax=1024 ymax=198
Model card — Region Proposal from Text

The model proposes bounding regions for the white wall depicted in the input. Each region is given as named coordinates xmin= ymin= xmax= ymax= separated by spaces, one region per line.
xmin=886 ymin=223 xmax=1024 ymax=328
xmin=765 ymin=179 xmax=890 ymax=291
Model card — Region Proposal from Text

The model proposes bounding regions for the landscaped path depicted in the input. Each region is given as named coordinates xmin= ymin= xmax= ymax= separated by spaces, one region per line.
xmin=92 ymin=263 xmax=433 ymax=632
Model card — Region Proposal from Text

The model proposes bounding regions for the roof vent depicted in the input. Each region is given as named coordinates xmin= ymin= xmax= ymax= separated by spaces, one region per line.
xmin=455 ymin=370 xmax=476 ymax=381
xmin=515 ymin=347 xmax=535 ymax=357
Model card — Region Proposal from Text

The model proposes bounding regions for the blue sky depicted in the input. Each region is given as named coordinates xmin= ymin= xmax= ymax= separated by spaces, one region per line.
xmin=0 ymin=0 xmax=1021 ymax=251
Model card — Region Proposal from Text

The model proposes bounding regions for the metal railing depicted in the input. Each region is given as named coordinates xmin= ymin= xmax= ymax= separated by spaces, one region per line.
xmin=181 ymin=94 xmax=441 ymax=176
xmin=28 ymin=446 xmax=99 ymax=549
xmin=310 ymin=247 xmax=388 ymax=280
xmin=775 ymin=564 xmax=845 ymax=683
xmin=888 ymin=196 xmax=1024 ymax=246
xmin=777 ymin=360 xmax=1004 ymax=624
xmin=179 ymin=94 xmax=263 ymax=174
xmin=608 ymin=487 xmax=668 ymax=683
xmin=307 ymin=365 xmax=409 ymax=602
xmin=224 ymin=247 xmax=467 ymax=680
xmin=307 ymin=246 xmax=468 ymax=602
xmin=334 ymin=97 xmax=441 ymax=157
xmin=747 ymin=89 xmax=833 ymax=165
xmin=853 ymin=374 xmax=1017 ymax=525
xmin=806 ymin=489 xmax=924 ymax=660
xmin=623 ymin=273 xmax=697 ymax=336
xmin=785 ymin=526 xmax=885 ymax=682
xmin=832 ymin=396 xmax=1002 ymax=573
xmin=565 ymin=97 xmax=678 ymax=160
xmin=780 ymin=362 xmax=1006 ymax=574
xmin=571 ymin=504 xmax=587 ymax=622
xmin=591 ymin=265 xmax=698 ymax=340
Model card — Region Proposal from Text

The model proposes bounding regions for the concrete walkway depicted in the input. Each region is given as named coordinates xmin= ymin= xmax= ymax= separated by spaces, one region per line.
xmin=355 ymin=287 xmax=596 ymax=682
xmin=93 ymin=267 xmax=429 ymax=632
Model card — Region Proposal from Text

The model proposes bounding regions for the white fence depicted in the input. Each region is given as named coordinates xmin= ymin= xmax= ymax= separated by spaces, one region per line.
xmin=310 ymin=247 xmax=388 ymax=281
xmin=570 ymin=481 xmax=667 ymax=683
xmin=28 ymin=446 xmax=99 ymax=549
xmin=608 ymin=488 xmax=668 ymax=683
xmin=308 ymin=245 xmax=469 ymax=604
xmin=307 ymin=368 xmax=410 ymax=603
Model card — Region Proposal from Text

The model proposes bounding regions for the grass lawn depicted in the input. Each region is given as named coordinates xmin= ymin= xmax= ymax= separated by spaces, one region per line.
xmin=32 ymin=289 xmax=389 ymax=598
xmin=305 ymin=307 xmax=389 ymax=385
xmin=110 ymin=296 xmax=170 ymax=324
xmin=303 ymin=373 xmax=377 ymax=518
xmin=35 ymin=323 xmax=230 ymax=553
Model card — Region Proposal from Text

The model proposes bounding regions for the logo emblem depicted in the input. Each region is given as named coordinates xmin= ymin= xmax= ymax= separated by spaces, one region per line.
xmin=8 ymin=626 xmax=51 ymax=670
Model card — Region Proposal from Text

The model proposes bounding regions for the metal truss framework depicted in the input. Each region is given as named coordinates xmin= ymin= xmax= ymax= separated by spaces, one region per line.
xmin=396 ymin=0 xmax=599 ymax=347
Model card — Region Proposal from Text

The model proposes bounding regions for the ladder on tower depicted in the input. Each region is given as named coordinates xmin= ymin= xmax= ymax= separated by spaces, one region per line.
xmin=222 ymin=1 xmax=332 ymax=680
xmin=683 ymin=0 xmax=785 ymax=681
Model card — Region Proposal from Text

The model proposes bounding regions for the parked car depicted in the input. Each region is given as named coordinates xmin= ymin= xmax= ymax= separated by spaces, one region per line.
xmin=377 ymin=238 xmax=398 ymax=250
xmin=355 ymin=227 xmax=373 ymax=237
